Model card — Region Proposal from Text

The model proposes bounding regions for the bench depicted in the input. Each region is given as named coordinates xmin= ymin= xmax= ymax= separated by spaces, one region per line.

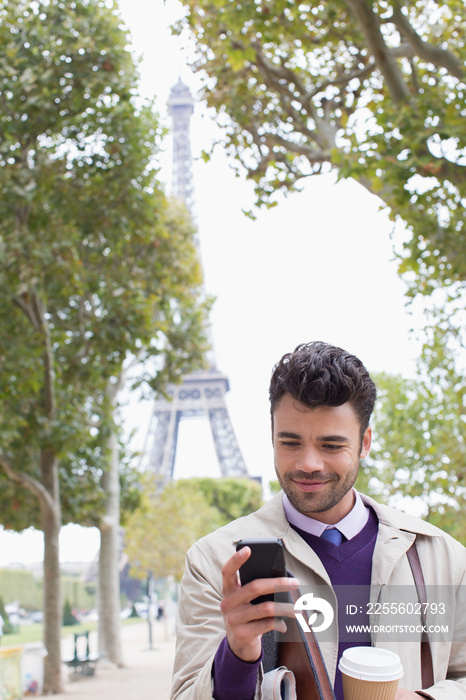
xmin=63 ymin=631 xmax=98 ymax=680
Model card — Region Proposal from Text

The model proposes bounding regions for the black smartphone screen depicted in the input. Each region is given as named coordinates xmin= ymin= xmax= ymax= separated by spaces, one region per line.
xmin=236 ymin=538 xmax=286 ymax=604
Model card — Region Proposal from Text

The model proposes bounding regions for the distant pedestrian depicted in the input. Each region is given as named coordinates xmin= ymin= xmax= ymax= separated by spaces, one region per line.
xmin=0 ymin=614 xmax=4 ymax=645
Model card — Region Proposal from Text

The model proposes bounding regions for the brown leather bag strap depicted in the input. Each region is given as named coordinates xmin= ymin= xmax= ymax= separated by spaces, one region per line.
xmin=406 ymin=541 xmax=434 ymax=689
xmin=286 ymin=587 xmax=335 ymax=700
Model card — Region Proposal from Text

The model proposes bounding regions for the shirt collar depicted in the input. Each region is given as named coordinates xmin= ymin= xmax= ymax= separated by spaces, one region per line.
xmin=282 ymin=489 xmax=370 ymax=540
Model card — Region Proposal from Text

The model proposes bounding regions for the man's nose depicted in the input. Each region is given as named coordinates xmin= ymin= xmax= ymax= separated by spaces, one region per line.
xmin=297 ymin=446 xmax=325 ymax=472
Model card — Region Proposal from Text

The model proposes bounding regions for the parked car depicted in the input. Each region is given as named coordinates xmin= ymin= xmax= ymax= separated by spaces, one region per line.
xmin=30 ymin=611 xmax=44 ymax=623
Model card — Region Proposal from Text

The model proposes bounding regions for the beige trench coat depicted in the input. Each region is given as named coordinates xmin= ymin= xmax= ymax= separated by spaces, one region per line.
xmin=171 ymin=493 xmax=466 ymax=700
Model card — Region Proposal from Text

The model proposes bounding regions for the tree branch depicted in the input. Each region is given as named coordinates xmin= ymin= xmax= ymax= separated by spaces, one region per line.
xmin=345 ymin=0 xmax=411 ymax=102
xmin=265 ymin=133 xmax=331 ymax=161
xmin=300 ymin=57 xmax=376 ymax=102
xmin=0 ymin=454 xmax=57 ymax=514
xmin=251 ymin=43 xmax=318 ymax=122
xmin=251 ymin=43 xmax=373 ymax=153
xmin=251 ymin=47 xmax=336 ymax=151
xmin=391 ymin=3 xmax=464 ymax=80
xmin=12 ymin=293 xmax=40 ymax=328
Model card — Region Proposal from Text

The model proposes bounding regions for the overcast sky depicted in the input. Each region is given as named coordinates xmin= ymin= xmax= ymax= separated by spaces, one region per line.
xmin=0 ymin=0 xmax=425 ymax=565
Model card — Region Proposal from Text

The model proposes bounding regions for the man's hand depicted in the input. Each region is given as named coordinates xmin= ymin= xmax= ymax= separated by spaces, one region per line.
xmin=220 ymin=545 xmax=299 ymax=663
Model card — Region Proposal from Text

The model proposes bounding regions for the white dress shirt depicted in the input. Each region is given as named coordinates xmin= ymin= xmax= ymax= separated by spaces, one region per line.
xmin=282 ymin=489 xmax=370 ymax=540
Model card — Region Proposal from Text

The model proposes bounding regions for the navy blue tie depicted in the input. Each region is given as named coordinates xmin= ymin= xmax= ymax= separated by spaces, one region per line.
xmin=320 ymin=528 xmax=343 ymax=545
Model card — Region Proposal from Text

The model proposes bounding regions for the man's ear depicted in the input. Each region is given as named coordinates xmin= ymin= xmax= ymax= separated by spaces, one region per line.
xmin=360 ymin=426 xmax=372 ymax=458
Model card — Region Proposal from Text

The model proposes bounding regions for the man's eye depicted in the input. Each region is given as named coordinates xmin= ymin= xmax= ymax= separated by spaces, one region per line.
xmin=323 ymin=444 xmax=343 ymax=451
xmin=281 ymin=441 xmax=300 ymax=448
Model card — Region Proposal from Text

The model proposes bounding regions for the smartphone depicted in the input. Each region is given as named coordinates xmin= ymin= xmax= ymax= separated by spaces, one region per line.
xmin=236 ymin=537 xmax=287 ymax=604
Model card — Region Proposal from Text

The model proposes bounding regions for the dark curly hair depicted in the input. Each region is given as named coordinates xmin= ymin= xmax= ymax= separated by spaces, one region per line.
xmin=269 ymin=342 xmax=377 ymax=440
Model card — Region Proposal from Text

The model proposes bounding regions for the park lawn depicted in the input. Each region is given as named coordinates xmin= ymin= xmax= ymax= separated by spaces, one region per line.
xmin=3 ymin=617 xmax=140 ymax=648
xmin=3 ymin=621 xmax=96 ymax=648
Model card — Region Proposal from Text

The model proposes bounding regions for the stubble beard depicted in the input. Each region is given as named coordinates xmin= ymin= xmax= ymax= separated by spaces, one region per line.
xmin=275 ymin=463 xmax=359 ymax=516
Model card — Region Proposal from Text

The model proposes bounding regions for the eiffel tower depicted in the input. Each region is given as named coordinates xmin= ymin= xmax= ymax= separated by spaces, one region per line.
xmin=141 ymin=79 xmax=248 ymax=484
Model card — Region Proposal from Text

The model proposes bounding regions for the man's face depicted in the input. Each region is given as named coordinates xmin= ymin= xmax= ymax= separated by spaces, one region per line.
xmin=272 ymin=393 xmax=371 ymax=524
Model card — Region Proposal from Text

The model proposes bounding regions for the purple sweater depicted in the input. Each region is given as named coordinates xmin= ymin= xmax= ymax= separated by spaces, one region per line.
xmin=212 ymin=509 xmax=378 ymax=700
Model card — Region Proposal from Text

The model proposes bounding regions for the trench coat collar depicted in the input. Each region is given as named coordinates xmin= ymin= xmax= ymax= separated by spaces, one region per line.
xmin=232 ymin=491 xmax=441 ymax=583
xmin=232 ymin=491 xmax=441 ymax=542
xmin=360 ymin=493 xmax=441 ymax=538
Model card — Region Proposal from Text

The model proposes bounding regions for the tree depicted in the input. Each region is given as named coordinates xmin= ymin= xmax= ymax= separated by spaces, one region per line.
xmin=0 ymin=0 xmax=209 ymax=691
xmin=0 ymin=597 xmax=13 ymax=635
xmin=186 ymin=476 xmax=264 ymax=528
xmin=62 ymin=600 xmax=78 ymax=627
xmin=359 ymin=328 xmax=466 ymax=543
xmin=124 ymin=477 xmax=218 ymax=582
xmin=124 ymin=477 xmax=263 ymax=581
xmin=176 ymin=0 xmax=465 ymax=292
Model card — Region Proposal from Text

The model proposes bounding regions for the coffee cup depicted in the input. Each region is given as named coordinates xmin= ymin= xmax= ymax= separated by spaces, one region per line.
xmin=339 ymin=647 xmax=403 ymax=700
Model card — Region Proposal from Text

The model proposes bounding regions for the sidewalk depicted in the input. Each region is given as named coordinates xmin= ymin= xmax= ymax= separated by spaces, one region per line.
xmin=53 ymin=619 xmax=176 ymax=700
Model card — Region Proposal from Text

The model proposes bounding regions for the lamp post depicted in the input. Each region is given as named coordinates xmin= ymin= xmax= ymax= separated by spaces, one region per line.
xmin=147 ymin=571 xmax=155 ymax=650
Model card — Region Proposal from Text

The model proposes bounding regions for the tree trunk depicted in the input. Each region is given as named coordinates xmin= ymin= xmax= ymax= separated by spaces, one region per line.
xmin=41 ymin=448 xmax=64 ymax=694
xmin=98 ymin=428 xmax=123 ymax=666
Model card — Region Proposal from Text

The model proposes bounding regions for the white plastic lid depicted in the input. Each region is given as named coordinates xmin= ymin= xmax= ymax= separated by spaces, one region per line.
xmin=338 ymin=647 xmax=404 ymax=682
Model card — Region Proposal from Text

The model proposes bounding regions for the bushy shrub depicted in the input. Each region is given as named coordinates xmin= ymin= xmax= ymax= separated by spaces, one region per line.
xmin=63 ymin=600 xmax=78 ymax=626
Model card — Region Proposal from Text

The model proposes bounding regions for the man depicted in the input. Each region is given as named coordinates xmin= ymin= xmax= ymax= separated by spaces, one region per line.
xmin=171 ymin=342 xmax=466 ymax=700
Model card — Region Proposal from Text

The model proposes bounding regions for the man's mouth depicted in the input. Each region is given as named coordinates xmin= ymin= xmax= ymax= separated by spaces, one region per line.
xmin=293 ymin=479 xmax=330 ymax=493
